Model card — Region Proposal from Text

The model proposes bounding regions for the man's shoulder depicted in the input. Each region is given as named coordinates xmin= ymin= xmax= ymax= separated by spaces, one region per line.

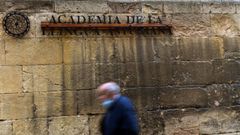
xmin=118 ymin=95 xmax=131 ymax=102
xmin=117 ymin=96 xmax=134 ymax=109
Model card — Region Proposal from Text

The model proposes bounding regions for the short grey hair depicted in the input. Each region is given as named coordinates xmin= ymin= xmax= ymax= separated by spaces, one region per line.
xmin=99 ymin=82 xmax=121 ymax=94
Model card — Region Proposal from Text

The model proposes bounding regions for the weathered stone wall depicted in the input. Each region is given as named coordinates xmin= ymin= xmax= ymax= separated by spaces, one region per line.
xmin=0 ymin=0 xmax=239 ymax=135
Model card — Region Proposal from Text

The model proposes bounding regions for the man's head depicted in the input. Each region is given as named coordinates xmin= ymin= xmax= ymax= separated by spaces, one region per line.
xmin=97 ymin=82 xmax=121 ymax=102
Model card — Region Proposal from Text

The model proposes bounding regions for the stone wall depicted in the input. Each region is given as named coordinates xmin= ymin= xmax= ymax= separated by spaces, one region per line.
xmin=0 ymin=0 xmax=239 ymax=135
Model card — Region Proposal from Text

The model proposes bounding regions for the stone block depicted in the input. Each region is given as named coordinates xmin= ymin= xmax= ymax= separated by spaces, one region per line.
xmin=89 ymin=115 xmax=102 ymax=135
xmin=151 ymin=37 xmax=179 ymax=62
xmin=95 ymin=63 xmax=121 ymax=85
xmin=0 ymin=13 xmax=3 ymax=37
xmin=13 ymin=118 xmax=48 ymax=135
xmin=202 ymin=2 xmax=236 ymax=13
xmin=23 ymin=65 xmax=63 ymax=92
xmin=55 ymin=1 xmax=111 ymax=13
xmin=150 ymin=37 xmax=211 ymax=62
xmin=236 ymin=3 xmax=240 ymax=13
xmin=230 ymin=84 xmax=240 ymax=105
xmin=114 ymin=38 xmax=136 ymax=63
xmin=131 ymin=37 xmax=180 ymax=62
xmin=124 ymin=87 xmax=208 ymax=111
xmin=135 ymin=37 xmax=155 ymax=62
xmin=63 ymin=38 xmax=99 ymax=64
xmin=224 ymin=37 xmax=240 ymax=52
xmin=0 ymin=121 xmax=13 ymax=135
xmin=142 ymin=2 xmax=163 ymax=14
xmin=138 ymin=111 xmax=164 ymax=135
xmin=0 ymin=66 xmax=22 ymax=94
xmin=175 ymin=37 xmax=224 ymax=61
xmin=136 ymin=62 xmax=173 ymax=87
xmin=212 ymin=59 xmax=240 ymax=84
xmin=64 ymin=64 xmax=95 ymax=90
xmin=25 ymin=15 xmax=36 ymax=38
xmin=0 ymin=39 xmax=5 ymax=65
xmin=206 ymin=84 xmax=234 ymax=107
xmin=163 ymin=108 xmax=202 ymax=135
xmin=61 ymin=36 xmax=180 ymax=64
xmin=164 ymin=2 xmax=202 ymax=13
xmin=171 ymin=14 xmax=211 ymax=37
xmin=172 ymin=61 xmax=213 ymax=85
xmin=48 ymin=116 xmax=89 ymax=135
xmin=34 ymin=91 xmax=77 ymax=118
xmin=34 ymin=90 xmax=100 ymax=117
xmin=63 ymin=37 xmax=134 ymax=64
xmin=199 ymin=108 xmax=240 ymax=134
xmin=0 ymin=93 xmax=33 ymax=119
xmin=0 ymin=1 xmax=54 ymax=12
xmin=210 ymin=14 xmax=240 ymax=36
xmin=223 ymin=37 xmax=240 ymax=59
xmin=98 ymin=60 xmax=174 ymax=88
xmin=63 ymin=38 xmax=85 ymax=64
xmin=108 ymin=2 xmax=141 ymax=13
xmin=95 ymin=38 xmax=121 ymax=63
xmin=163 ymin=107 xmax=240 ymax=135
xmin=60 ymin=37 xmax=182 ymax=64
xmin=0 ymin=25 xmax=3 ymax=38
xmin=77 ymin=90 xmax=104 ymax=114
xmin=119 ymin=63 xmax=138 ymax=87
xmin=213 ymin=133 xmax=240 ymax=135
xmin=5 ymin=38 xmax=62 ymax=65
xmin=132 ymin=37 xmax=224 ymax=62
xmin=32 ymin=90 xmax=102 ymax=116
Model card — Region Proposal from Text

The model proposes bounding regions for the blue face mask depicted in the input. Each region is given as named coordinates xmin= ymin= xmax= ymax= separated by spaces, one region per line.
xmin=102 ymin=99 xmax=114 ymax=109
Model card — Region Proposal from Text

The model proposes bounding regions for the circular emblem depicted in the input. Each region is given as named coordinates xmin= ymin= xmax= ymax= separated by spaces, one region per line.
xmin=2 ymin=11 xmax=30 ymax=38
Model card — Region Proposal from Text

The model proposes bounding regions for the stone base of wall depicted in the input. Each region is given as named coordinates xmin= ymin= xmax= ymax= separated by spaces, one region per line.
xmin=0 ymin=107 xmax=239 ymax=135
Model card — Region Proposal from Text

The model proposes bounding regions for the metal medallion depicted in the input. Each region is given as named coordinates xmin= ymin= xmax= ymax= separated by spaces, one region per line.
xmin=3 ymin=11 xmax=30 ymax=38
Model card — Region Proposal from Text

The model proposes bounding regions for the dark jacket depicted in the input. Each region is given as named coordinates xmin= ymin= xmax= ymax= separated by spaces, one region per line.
xmin=100 ymin=96 xmax=139 ymax=135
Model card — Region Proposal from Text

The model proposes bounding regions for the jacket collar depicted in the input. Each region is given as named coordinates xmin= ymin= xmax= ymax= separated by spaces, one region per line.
xmin=107 ymin=95 xmax=122 ymax=111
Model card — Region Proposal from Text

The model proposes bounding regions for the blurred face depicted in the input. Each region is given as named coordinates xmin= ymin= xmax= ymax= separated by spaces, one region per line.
xmin=97 ymin=87 xmax=114 ymax=102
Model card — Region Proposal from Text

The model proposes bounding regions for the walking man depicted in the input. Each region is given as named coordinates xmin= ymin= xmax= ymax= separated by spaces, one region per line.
xmin=97 ymin=82 xmax=139 ymax=135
